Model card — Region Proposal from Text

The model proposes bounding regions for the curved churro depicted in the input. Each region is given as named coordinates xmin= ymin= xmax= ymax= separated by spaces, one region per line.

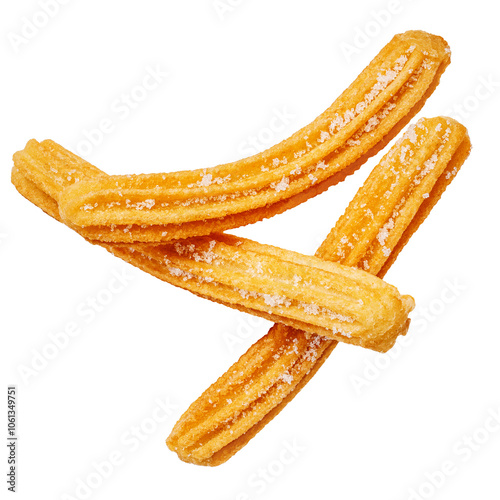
xmin=12 ymin=140 xmax=413 ymax=352
xmin=58 ymin=30 xmax=451 ymax=243
xmin=165 ymin=117 xmax=471 ymax=466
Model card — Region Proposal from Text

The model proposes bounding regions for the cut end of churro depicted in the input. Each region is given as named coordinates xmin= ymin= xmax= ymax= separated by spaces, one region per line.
xmin=318 ymin=116 xmax=470 ymax=275
xmin=165 ymin=325 xmax=336 ymax=466
xmin=394 ymin=30 xmax=450 ymax=57
xmin=110 ymin=234 xmax=414 ymax=352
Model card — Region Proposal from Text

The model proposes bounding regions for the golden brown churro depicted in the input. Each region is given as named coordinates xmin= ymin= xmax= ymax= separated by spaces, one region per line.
xmin=165 ymin=117 xmax=471 ymax=465
xmin=57 ymin=30 xmax=451 ymax=243
xmin=12 ymin=140 xmax=413 ymax=352
xmin=11 ymin=27 xmax=468 ymax=468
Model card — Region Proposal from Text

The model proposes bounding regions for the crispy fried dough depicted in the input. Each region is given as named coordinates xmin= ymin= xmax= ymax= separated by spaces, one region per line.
xmin=165 ymin=117 xmax=471 ymax=465
xmin=57 ymin=31 xmax=451 ymax=243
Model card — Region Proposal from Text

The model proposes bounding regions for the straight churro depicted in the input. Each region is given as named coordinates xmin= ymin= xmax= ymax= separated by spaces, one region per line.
xmin=12 ymin=140 xmax=413 ymax=352
xmin=165 ymin=117 xmax=471 ymax=465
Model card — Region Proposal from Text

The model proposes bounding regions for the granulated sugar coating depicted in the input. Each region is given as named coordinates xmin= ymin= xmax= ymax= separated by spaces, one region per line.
xmin=56 ymin=31 xmax=452 ymax=244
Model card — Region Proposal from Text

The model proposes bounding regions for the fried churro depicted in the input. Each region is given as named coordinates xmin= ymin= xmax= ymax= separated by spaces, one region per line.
xmin=57 ymin=31 xmax=451 ymax=243
xmin=12 ymin=140 xmax=413 ymax=352
xmin=165 ymin=117 xmax=471 ymax=465
xmin=10 ymin=26 xmax=469 ymax=468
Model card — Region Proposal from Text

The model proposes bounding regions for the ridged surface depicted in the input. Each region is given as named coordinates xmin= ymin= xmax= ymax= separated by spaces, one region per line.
xmin=11 ymin=118 xmax=471 ymax=464
xmin=12 ymin=140 xmax=413 ymax=352
xmin=55 ymin=30 xmax=451 ymax=242
xmin=110 ymin=235 xmax=414 ymax=351
xmin=165 ymin=117 xmax=471 ymax=465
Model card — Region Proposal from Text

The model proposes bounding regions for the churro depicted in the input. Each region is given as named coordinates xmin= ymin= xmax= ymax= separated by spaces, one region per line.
xmin=12 ymin=140 xmax=413 ymax=352
xmin=165 ymin=117 xmax=471 ymax=465
xmin=57 ymin=30 xmax=451 ymax=243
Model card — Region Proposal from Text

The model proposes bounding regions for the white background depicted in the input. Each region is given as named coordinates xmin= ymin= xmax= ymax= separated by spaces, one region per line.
xmin=1 ymin=1 xmax=499 ymax=499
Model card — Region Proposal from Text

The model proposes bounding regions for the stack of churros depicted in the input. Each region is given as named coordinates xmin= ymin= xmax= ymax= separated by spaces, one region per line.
xmin=11 ymin=30 xmax=471 ymax=466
